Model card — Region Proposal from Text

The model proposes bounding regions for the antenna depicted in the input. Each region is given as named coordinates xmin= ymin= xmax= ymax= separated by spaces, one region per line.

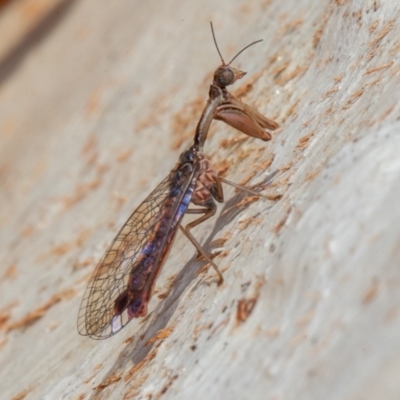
xmin=210 ymin=21 xmax=225 ymax=64
xmin=210 ymin=21 xmax=263 ymax=66
xmin=227 ymin=39 xmax=263 ymax=65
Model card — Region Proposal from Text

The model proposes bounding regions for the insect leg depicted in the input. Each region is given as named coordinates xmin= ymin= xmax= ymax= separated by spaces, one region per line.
xmin=179 ymin=159 xmax=226 ymax=284
xmin=219 ymin=176 xmax=281 ymax=201
xmin=179 ymin=205 xmax=224 ymax=285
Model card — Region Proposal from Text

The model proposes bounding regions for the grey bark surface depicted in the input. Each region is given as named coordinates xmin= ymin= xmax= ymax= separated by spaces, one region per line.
xmin=1 ymin=0 xmax=400 ymax=399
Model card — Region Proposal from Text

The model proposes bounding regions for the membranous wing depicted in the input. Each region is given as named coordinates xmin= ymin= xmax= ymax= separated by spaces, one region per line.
xmin=78 ymin=161 xmax=198 ymax=339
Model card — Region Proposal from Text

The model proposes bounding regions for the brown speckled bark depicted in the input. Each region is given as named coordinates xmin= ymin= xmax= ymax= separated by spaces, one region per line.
xmin=1 ymin=1 xmax=400 ymax=399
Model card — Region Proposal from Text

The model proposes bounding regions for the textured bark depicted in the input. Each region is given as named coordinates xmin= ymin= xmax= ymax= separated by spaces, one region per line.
xmin=1 ymin=0 xmax=400 ymax=399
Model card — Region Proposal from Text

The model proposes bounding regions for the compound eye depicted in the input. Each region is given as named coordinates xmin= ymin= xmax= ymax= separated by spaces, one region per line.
xmin=214 ymin=67 xmax=234 ymax=87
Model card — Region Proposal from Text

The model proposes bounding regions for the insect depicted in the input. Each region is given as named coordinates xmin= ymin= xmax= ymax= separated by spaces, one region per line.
xmin=77 ymin=23 xmax=279 ymax=339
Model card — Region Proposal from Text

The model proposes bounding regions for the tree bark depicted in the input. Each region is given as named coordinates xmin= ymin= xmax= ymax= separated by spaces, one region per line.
xmin=1 ymin=0 xmax=400 ymax=399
